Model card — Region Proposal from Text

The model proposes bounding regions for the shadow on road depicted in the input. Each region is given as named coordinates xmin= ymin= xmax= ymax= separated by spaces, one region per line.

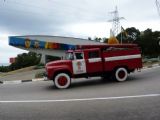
xmin=45 ymin=75 xmax=144 ymax=90
xmin=71 ymin=78 xmax=115 ymax=88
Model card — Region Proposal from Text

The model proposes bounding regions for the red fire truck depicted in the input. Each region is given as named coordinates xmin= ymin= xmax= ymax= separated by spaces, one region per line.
xmin=45 ymin=44 xmax=142 ymax=89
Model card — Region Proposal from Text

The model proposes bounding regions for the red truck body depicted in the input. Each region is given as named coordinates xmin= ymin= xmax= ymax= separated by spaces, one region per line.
xmin=45 ymin=44 xmax=142 ymax=89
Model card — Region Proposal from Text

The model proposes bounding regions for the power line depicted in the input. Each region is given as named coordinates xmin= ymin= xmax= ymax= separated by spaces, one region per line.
xmin=156 ymin=0 xmax=160 ymax=17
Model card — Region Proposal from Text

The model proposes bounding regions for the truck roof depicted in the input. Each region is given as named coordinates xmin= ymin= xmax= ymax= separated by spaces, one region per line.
xmin=67 ymin=48 xmax=100 ymax=53
xmin=77 ymin=44 xmax=138 ymax=49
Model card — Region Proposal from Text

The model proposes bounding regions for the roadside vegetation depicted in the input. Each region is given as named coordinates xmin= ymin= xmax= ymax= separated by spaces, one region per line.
xmin=0 ymin=52 xmax=41 ymax=72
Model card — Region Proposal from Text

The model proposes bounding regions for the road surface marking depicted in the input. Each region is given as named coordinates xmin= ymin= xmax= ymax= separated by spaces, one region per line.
xmin=3 ymin=80 xmax=22 ymax=84
xmin=0 ymin=94 xmax=160 ymax=103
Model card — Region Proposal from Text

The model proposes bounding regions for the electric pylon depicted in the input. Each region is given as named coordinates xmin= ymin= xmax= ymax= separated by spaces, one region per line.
xmin=108 ymin=6 xmax=124 ymax=36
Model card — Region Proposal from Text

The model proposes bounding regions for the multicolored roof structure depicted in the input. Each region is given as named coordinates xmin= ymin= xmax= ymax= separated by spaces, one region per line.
xmin=9 ymin=35 xmax=104 ymax=63
xmin=9 ymin=36 xmax=77 ymax=50
xmin=9 ymin=35 xmax=104 ymax=50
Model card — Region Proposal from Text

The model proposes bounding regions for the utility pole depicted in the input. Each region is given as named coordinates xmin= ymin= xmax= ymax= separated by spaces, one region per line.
xmin=108 ymin=6 xmax=124 ymax=38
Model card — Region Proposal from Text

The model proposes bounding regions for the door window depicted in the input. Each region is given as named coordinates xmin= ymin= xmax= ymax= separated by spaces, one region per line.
xmin=75 ymin=52 xmax=84 ymax=59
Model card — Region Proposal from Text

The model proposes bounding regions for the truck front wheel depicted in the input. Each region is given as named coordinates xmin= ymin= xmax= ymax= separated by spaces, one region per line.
xmin=54 ymin=73 xmax=71 ymax=89
xmin=114 ymin=68 xmax=128 ymax=82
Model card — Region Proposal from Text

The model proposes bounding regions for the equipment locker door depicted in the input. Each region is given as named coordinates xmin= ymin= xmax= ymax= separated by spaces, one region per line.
xmin=86 ymin=50 xmax=103 ymax=74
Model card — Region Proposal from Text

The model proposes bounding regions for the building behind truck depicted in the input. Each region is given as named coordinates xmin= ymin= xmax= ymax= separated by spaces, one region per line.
xmin=9 ymin=35 xmax=104 ymax=64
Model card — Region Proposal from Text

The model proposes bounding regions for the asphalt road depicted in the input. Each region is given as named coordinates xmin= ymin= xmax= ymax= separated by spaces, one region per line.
xmin=0 ymin=67 xmax=160 ymax=120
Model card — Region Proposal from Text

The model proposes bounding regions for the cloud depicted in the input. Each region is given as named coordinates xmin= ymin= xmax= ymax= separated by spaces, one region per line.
xmin=0 ymin=0 xmax=114 ymax=35
xmin=0 ymin=0 xmax=159 ymax=63
xmin=119 ymin=0 xmax=159 ymax=21
xmin=0 ymin=35 xmax=27 ymax=63
xmin=63 ymin=22 xmax=112 ymax=38
xmin=0 ymin=0 xmax=159 ymax=36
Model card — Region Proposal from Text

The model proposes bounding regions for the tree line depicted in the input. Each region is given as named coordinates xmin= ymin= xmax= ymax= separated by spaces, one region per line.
xmin=118 ymin=27 xmax=160 ymax=57
xmin=91 ymin=27 xmax=160 ymax=58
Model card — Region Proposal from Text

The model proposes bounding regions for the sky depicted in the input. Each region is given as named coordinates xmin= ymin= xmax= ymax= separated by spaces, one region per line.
xmin=0 ymin=0 xmax=160 ymax=64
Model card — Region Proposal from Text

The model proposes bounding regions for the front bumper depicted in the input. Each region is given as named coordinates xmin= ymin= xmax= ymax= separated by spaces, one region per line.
xmin=43 ymin=72 xmax=49 ymax=80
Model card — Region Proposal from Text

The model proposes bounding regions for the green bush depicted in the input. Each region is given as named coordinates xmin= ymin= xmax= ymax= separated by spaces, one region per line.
xmin=34 ymin=63 xmax=45 ymax=70
xmin=35 ymin=71 xmax=45 ymax=78
xmin=10 ymin=52 xmax=41 ymax=71
xmin=0 ymin=66 xmax=10 ymax=72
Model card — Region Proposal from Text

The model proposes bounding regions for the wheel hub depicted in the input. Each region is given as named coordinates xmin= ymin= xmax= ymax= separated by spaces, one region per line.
xmin=58 ymin=76 xmax=67 ymax=86
xmin=118 ymin=70 xmax=125 ymax=79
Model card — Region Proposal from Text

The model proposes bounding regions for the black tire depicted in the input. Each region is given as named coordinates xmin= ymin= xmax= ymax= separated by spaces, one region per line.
xmin=114 ymin=68 xmax=128 ymax=82
xmin=54 ymin=73 xmax=71 ymax=89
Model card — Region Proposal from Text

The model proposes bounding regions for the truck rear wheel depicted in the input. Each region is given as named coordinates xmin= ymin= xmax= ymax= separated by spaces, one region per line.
xmin=54 ymin=73 xmax=71 ymax=89
xmin=114 ymin=68 xmax=128 ymax=82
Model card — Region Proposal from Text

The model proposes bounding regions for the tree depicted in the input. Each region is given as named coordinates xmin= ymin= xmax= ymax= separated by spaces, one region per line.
xmin=139 ymin=29 xmax=160 ymax=57
xmin=116 ymin=27 xmax=160 ymax=57
xmin=88 ymin=37 xmax=92 ymax=40
xmin=103 ymin=37 xmax=108 ymax=43
xmin=126 ymin=27 xmax=141 ymax=42
xmin=10 ymin=52 xmax=41 ymax=70
xmin=116 ymin=27 xmax=140 ymax=43
xmin=0 ymin=66 xmax=10 ymax=72
xmin=94 ymin=37 xmax=102 ymax=42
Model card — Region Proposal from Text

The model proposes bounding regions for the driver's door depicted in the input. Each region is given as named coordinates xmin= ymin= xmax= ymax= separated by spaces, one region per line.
xmin=72 ymin=52 xmax=87 ymax=75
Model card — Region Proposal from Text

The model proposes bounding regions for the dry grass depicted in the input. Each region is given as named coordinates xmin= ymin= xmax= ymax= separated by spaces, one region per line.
xmin=0 ymin=66 xmax=35 ymax=77
xmin=143 ymin=61 xmax=160 ymax=67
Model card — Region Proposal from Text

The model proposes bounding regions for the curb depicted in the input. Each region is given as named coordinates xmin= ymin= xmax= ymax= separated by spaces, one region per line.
xmin=0 ymin=77 xmax=48 ymax=85
xmin=142 ymin=63 xmax=160 ymax=70
xmin=0 ymin=64 xmax=160 ymax=85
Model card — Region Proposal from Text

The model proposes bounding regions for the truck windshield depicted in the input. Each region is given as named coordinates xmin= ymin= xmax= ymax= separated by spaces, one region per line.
xmin=65 ymin=52 xmax=74 ymax=60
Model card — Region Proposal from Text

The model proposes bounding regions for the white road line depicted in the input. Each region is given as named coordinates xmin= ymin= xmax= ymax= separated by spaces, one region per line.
xmin=0 ymin=94 xmax=160 ymax=103
xmin=3 ymin=80 xmax=22 ymax=84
